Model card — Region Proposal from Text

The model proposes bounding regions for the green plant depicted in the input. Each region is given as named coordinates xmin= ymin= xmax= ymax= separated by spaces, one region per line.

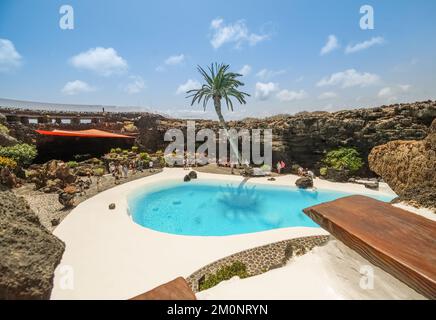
xmin=0 ymin=143 xmax=37 ymax=167
xmin=139 ymin=152 xmax=150 ymax=161
xmin=199 ymin=261 xmax=249 ymax=291
xmin=93 ymin=168 xmax=105 ymax=176
xmin=115 ymin=148 xmax=122 ymax=154
xmin=123 ymin=150 xmax=129 ymax=155
xmin=158 ymin=156 xmax=166 ymax=167
xmin=131 ymin=146 xmax=139 ymax=153
xmin=67 ymin=161 xmax=79 ymax=168
xmin=319 ymin=167 xmax=328 ymax=176
xmin=0 ymin=123 xmax=10 ymax=134
xmin=0 ymin=156 xmax=17 ymax=169
xmin=260 ymin=164 xmax=271 ymax=172
xmin=187 ymin=63 xmax=250 ymax=162
xmin=323 ymin=147 xmax=364 ymax=173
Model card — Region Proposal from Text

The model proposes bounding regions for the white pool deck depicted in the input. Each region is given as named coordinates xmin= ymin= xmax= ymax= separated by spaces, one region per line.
xmin=50 ymin=168 xmax=399 ymax=300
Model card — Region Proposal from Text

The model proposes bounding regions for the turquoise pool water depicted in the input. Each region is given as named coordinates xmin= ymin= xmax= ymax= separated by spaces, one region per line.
xmin=128 ymin=180 xmax=394 ymax=236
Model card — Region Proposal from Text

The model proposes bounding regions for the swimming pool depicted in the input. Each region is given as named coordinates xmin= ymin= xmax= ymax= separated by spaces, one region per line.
xmin=128 ymin=180 xmax=394 ymax=236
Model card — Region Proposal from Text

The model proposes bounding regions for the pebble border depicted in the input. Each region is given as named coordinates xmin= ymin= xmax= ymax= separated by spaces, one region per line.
xmin=186 ymin=235 xmax=330 ymax=292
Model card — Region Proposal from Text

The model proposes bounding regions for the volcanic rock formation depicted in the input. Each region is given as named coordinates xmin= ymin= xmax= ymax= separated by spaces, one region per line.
xmin=369 ymin=119 xmax=436 ymax=209
xmin=0 ymin=190 xmax=65 ymax=299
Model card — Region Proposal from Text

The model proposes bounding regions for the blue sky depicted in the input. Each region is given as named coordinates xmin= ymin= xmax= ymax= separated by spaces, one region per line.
xmin=0 ymin=0 xmax=435 ymax=118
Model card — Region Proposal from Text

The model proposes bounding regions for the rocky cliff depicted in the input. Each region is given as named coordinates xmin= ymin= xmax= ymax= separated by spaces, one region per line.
xmin=135 ymin=101 xmax=436 ymax=174
xmin=0 ymin=190 xmax=65 ymax=299
xmin=368 ymin=119 xmax=436 ymax=209
xmin=3 ymin=100 xmax=435 ymax=174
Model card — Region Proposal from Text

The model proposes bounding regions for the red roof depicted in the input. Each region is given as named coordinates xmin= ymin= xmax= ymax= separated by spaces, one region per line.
xmin=35 ymin=129 xmax=136 ymax=139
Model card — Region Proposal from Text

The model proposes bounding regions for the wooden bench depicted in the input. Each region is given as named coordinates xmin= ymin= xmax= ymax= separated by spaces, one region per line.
xmin=303 ymin=195 xmax=436 ymax=299
xmin=130 ymin=277 xmax=196 ymax=300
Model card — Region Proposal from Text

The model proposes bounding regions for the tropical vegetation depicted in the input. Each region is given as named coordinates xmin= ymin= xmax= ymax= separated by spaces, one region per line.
xmin=0 ymin=143 xmax=37 ymax=167
xmin=322 ymin=147 xmax=364 ymax=173
xmin=187 ymin=63 xmax=250 ymax=162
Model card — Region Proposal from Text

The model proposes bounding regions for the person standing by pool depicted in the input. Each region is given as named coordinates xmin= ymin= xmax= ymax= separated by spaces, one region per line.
xmin=149 ymin=160 xmax=154 ymax=172
xmin=117 ymin=163 xmax=123 ymax=179
xmin=276 ymin=161 xmax=282 ymax=174
xmin=137 ymin=158 xmax=143 ymax=173
xmin=280 ymin=160 xmax=286 ymax=172
xmin=114 ymin=164 xmax=121 ymax=185
xmin=297 ymin=167 xmax=304 ymax=176
xmin=109 ymin=161 xmax=115 ymax=176
xmin=122 ymin=163 xmax=129 ymax=178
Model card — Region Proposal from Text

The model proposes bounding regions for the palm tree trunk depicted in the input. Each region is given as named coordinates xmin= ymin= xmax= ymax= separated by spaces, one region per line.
xmin=214 ymin=97 xmax=241 ymax=164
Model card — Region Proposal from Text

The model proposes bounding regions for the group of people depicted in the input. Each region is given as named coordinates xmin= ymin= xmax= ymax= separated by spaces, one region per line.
xmin=108 ymin=159 xmax=153 ymax=184
xmin=274 ymin=161 xmax=315 ymax=179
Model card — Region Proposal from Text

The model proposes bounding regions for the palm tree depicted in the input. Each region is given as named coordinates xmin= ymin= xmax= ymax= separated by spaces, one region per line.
xmin=187 ymin=63 xmax=250 ymax=163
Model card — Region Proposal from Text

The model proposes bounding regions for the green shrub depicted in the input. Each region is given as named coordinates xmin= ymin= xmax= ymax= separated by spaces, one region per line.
xmin=93 ymin=168 xmax=105 ymax=176
xmin=323 ymin=147 xmax=364 ymax=173
xmin=158 ymin=156 xmax=166 ymax=167
xmin=131 ymin=146 xmax=139 ymax=153
xmin=199 ymin=261 xmax=249 ymax=291
xmin=115 ymin=148 xmax=122 ymax=154
xmin=0 ymin=143 xmax=37 ymax=167
xmin=260 ymin=164 xmax=271 ymax=172
xmin=319 ymin=167 xmax=328 ymax=176
xmin=0 ymin=156 xmax=17 ymax=169
xmin=0 ymin=124 xmax=9 ymax=134
xmin=67 ymin=161 xmax=79 ymax=168
xmin=139 ymin=152 xmax=150 ymax=161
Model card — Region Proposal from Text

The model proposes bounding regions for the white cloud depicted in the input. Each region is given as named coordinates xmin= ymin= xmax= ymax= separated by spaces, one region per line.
xmin=70 ymin=47 xmax=128 ymax=76
xmin=345 ymin=37 xmax=384 ymax=54
xmin=61 ymin=80 xmax=95 ymax=95
xmin=238 ymin=64 xmax=252 ymax=76
xmin=165 ymin=54 xmax=185 ymax=66
xmin=320 ymin=35 xmax=339 ymax=55
xmin=318 ymin=91 xmax=338 ymax=99
xmin=378 ymin=84 xmax=411 ymax=99
xmin=256 ymin=68 xmax=286 ymax=80
xmin=277 ymin=89 xmax=307 ymax=102
xmin=124 ymin=76 xmax=145 ymax=94
xmin=0 ymin=39 xmax=22 ymax=72
xmin=398 ymin=84 xmax=411 ymax=92
xmin=176 ymin=79 xmax=201 ymax=95
xmin=254 ymin=82 xmax=278 ymax=100
xmin=210 ymin=18 xmax=269 ymax=49
xmin=378 ymin=87 xmax=393 ymax=98
xmin=317 ymin=69 xmax=380 ymax=88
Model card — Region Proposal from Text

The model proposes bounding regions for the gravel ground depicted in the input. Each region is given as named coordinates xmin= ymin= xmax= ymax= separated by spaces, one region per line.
xmin=13 ymin=169 xmax=162 ymax=232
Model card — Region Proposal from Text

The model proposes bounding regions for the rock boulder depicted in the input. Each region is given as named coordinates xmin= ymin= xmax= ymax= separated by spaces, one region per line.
xmin=295 ymin=177 xmax=313 ymax=189
xmin=369 ymin=119 xmax=436 ymax=209
xmin=0 ymin=191 xmax=65 ymax=299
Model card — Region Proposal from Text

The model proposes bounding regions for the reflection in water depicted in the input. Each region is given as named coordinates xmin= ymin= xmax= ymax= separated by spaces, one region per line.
xmin=217 ymin=183 xmax=262 ymax=219
xmin=298 ymin=188 xmax=319 ymax=201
